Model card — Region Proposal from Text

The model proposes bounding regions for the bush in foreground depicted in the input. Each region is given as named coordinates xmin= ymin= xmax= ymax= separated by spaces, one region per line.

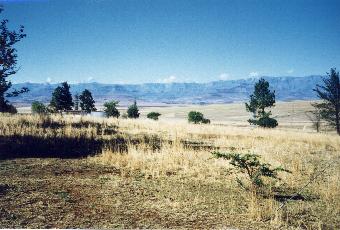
xmin=212 ymin=151 xmax=290 ymax=193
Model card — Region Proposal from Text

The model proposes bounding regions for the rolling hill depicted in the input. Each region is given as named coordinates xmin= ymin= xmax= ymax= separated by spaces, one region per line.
xmin=9 ymin=75 xmax=323 ymax=106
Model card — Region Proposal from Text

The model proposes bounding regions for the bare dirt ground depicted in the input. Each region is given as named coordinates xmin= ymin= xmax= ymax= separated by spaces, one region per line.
xmin=0 ymin=158 xmax=270 ymax=229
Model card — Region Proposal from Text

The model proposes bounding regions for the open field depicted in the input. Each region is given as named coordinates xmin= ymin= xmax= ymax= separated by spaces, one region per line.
xmin=17 ymin=100 xmax=323 ymax=131
xmin=0 ymin=113 xmax=339 ymax=229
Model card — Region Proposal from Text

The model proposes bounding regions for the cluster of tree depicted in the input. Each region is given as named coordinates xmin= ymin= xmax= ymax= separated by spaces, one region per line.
xmin=47 ymin=82 xmax=96 ymax=113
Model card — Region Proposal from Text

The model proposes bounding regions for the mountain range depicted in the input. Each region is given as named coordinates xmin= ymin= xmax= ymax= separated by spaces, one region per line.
xmin=9 ymin=75 xmax=323 ymax=106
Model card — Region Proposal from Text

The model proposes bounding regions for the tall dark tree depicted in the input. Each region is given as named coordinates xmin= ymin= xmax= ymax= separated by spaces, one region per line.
xmin=245 ymin=78 xmax=278 ymax=128
xmin=50 ymin=82 xmax=74 ymax=112
xmin=79 ymin=89 xmax=96 ymax=113
xmin=0 ymin=6 xmax=28 ymax=113
xmin=127 ymin=100 xmax=140 ymax=118
xmin=312 ymin=68 xmax=340 ymax=135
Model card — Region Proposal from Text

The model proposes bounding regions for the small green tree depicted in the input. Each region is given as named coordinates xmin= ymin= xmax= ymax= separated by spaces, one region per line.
xmin=31 ymin=101 xmax=47 ymax=114
xmin=188 ymin=111 xmax=210 ymax=124
xmin=49 ymin=82 xmax=74 ymax=112
xmin=127 ymin=100 xmax=140 ymax=118
xmin=212 ymin=151 xmax=290 ymax=192
xmin=312 ymin=68 xmax=340 ymax=135
xmin=103 ymin=100 xmax=120 ymax=118
xmin=79 ymin=89 xmax=96 ymax=113
xmin=147 ymin=112 xmax=161 ymax=120
xmin=245 ymin=78 xmax=277 ymax=128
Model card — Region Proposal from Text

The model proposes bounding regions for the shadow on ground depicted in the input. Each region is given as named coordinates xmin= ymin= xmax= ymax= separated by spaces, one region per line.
xmin=0 ymin=135 xmax=128 ymax=159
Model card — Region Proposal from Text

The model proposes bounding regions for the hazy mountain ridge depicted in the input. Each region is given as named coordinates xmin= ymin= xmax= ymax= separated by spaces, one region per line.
xmin=9 ymin=75 xmax=323 ymax=106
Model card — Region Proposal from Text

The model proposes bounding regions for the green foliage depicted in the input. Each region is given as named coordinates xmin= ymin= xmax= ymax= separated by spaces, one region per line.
xmin=0 ymin=7 xmax=28 ymax=112
xmin=312 ymin=68 xmax=340 ymax=135
xmin=248 ymin=112 xmax=278 ymax=128
xmin=188 ymin=111 xmax=210 ymax=124
xmin=49 ymin=82 xmax=74 ymax=112
xmin=147 ymin=112 xmax=161 ymax=120
xmin=127 ymin=100 xmax=140 ymax=118
xmin=212 ymin=151 xmax=290 ymax=190
xmin=79 ymin=89 xmax=96 ymax=113
xmin=103 ymin=100 xmax=120 ymax=118
xmin=245 ymin=78 xmax=277 ymax=128
xmin=31 ymin=101 xmax=47 ymax=114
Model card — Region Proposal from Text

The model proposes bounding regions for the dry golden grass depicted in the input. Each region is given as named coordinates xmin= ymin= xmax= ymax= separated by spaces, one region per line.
xmin=0 ymin=113 xmax=339 ymax=229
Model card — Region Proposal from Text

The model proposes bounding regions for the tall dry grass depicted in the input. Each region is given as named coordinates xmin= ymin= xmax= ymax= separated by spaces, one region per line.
xmin=0 ymin=113 xmax=339 ymax=228
xmin=90 ymin=118 xmax=340 ymax=228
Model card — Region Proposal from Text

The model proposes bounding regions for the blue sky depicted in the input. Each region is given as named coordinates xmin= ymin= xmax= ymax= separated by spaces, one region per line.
xmin=2 ymin=0 xmax=340 ymax=84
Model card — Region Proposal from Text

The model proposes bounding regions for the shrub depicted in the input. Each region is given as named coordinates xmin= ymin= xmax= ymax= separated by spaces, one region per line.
xmin=31 ymin=101 xmax=48 ymax=114
xmin=147 ymin=112 xmax=161 ymax=120
xmin=212 ymin=151 xmax=290 ymax=192
xmin=249 ymin=113 xmax=278 ymax=128
xmin=202 ymin=118 xmax=210 ymax=124
xmin=127 ymin=101 xmax=140 ymax=118
xmin=188 ymin=111 xmax=210 ymax=124
xmin=256 ymin=116 xmax=278 ymax=128
xmin=103 ymin=100 xmax=120 ymax=118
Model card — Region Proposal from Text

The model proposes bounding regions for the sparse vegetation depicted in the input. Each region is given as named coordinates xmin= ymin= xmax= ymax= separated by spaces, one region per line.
xmin=147 ymin=112 xmax=161 ymax=120
xmin=0 ymin=114 xmax=339 ymax=228
xmin=305 ymin=108 xmax=322 ymax=132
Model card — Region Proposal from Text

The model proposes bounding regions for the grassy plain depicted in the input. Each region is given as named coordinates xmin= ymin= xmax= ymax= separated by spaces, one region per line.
xmin=1 ymin=101 xmax=339 ymax=229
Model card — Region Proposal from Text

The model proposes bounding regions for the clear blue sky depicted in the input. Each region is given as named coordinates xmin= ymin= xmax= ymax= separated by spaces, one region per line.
xmin=2 ymin=0 xmax=340 ymax=84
